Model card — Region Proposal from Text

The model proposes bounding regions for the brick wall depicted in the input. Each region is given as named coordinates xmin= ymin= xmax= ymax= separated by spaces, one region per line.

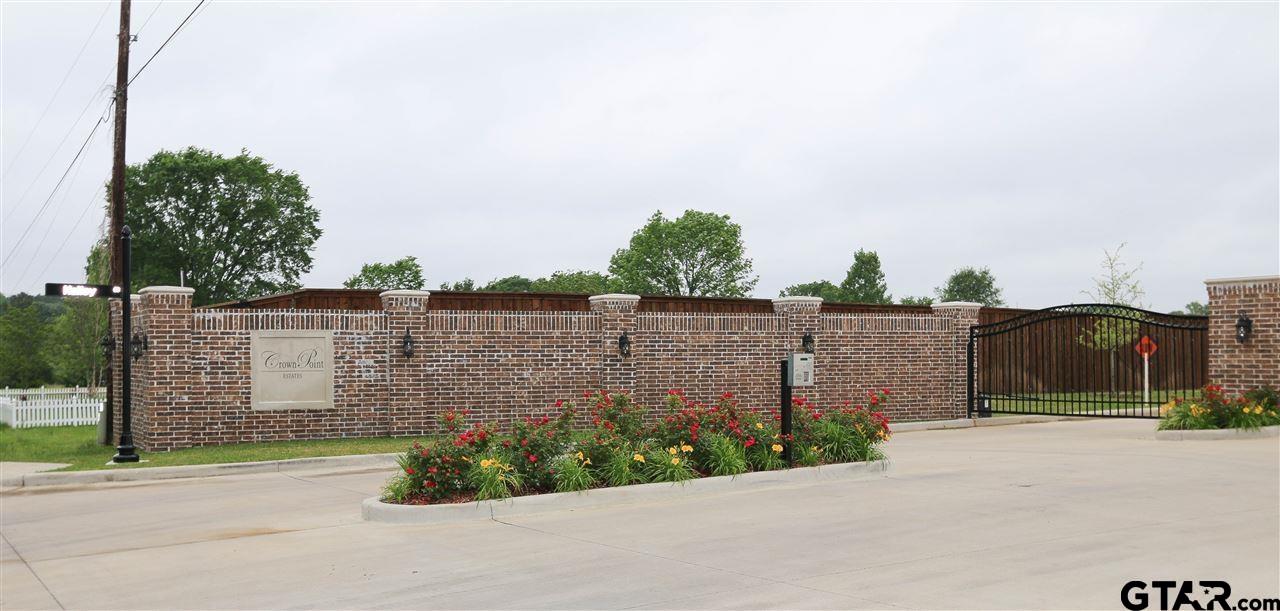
xmin=114 ymin=288 xmax=980 ymax=451
xmin=1206 ymin=276 xmax=1280 ymax=395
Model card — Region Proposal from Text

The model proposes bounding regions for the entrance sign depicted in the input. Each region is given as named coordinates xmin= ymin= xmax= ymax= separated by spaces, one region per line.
xmin=250 ymin=331 xmax=334 ymax=410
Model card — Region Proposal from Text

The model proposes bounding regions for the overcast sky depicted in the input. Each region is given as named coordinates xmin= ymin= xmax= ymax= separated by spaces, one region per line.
xmin=2 ymin=1 xmax=1277 ymax=310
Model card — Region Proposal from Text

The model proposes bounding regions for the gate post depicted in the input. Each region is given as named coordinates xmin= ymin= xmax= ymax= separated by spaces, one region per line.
xmin=932 ymin=302 xmax=982 ymax=420
xmin=589 ymin=294 xmax=640 ymax=394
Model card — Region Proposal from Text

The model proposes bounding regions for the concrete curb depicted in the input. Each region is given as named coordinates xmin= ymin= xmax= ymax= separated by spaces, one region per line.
xmin=1154 ymin=425 xmax=1280 ymax=441
xmin=1 ymin=415 xmax=1085 ymax=489
xmin=363 ymin=459 xmax=892 ymax=524
xmin=1 ymin=452 xmax=400 ymax=488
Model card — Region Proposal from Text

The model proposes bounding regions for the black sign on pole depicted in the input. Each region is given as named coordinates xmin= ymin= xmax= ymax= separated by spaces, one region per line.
xmin=45 ymin=283 xmax=121 ymax=298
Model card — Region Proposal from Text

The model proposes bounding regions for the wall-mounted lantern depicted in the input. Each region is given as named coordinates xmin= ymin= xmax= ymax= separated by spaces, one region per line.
xmin=402 ymin=328 xmax=416 ymax=358
xmin=1236 ymin=313 xmax=1253 ymax=343
xmin=100 ymin=333 xmax=116 ymax=359
xmin=801 ymin=332 xmax=815 ymax=354
xmin=130 ymin=333 xmax=148 ymax=361
xmin=618 ymin=332 xmax=631 ymax=357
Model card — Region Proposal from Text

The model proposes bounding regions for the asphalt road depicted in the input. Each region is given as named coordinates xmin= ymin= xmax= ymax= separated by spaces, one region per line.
xmin=2 ymin=419 xmax=1277 ymax=610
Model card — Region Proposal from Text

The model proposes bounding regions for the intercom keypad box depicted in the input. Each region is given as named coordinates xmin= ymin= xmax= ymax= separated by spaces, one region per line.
xmin=787 ymin=353 xmax=815 ymax=387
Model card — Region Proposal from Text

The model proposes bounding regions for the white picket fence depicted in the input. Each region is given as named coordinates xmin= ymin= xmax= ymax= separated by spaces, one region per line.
xmin=0 ymin=387 xmax=105 ymax=428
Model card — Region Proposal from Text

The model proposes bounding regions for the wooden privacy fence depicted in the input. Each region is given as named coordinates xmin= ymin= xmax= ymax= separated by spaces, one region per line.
xmin=0 ymin=387 xmax=105 ymax=428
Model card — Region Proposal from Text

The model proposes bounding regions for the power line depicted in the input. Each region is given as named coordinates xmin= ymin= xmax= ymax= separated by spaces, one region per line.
xmin=3 ymin=77 xmax=113 ymax=224
xmin=2 ymin=1 xmax=114 ymax=179
xmin=1 ymin=109 xmax=110 ymax=269
xmin=13 ymin=120 xmax=108 ymax=289
xmin=30 ymin=179 xmax=108 ymax=289
xmin=128 ymin=0 xmax=208 ymax=86
xmin=136 ymin=0 xmax=166 ymax=35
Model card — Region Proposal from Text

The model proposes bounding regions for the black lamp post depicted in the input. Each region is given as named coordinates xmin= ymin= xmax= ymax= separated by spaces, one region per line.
xmin=113 ymin=226 xmax=139 ymax=463
xmin=1236 ymin=313 xmax=1253 ymax=343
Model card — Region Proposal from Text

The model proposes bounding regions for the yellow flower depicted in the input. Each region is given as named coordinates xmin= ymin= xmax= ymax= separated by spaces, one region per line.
xmin=811 ymin=446 xmax=819 ymax=453
xmin=633 ymin=453 xmax=646 ymax=463
xmin=583 ymin=458 xmax=592 ymax=466
xmin=461 ymin=455 xmax=473 ymax=463
xmin=680 ymin=444 xmax=693 ymax=453
xmin=480 ymin=458 xmax=493 ymax=468
xmin=1243 ymin=407 xmax=1251 ymax=414
xmin=771 ymin=443 xmax=783 ymax=453
xmin=668 ymin=447 xmax=678 ymax=455
xmin=671 ymin=458 xmax=680 ymax=465
xmin=755 ymin=422 xmax=764 ymax=430
xmin=575 ymin=451 xmax=584 ymax=460
xmin=1255 ymin=406 xmax=1263 ymax=415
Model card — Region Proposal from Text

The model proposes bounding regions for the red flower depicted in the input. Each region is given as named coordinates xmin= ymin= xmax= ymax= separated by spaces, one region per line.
xmin=881 ymin=388 xmax=891 ymax=395
xmin=428 ymin=466 xmax=438 ymax=474
xmin=528 ymin=454 xmax=538 ymax=463
xmin=425 ymin=481 xmax=437 ymax=488
xmin=555 ymin=400 xmax=564 ymax=407
xmin=405 ymin=467 xmax=415 ymax=475
xmin=744 ymin=437 xmax=756 ymax=448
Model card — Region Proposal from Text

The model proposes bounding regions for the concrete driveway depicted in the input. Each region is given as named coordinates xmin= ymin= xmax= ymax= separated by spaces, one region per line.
xmin=2 ymin=419 xmax=1277 ymax=610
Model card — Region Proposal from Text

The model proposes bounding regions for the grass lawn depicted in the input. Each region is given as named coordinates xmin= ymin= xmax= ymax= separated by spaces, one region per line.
xmin=0 ymin=424 xmax=425 ymax=472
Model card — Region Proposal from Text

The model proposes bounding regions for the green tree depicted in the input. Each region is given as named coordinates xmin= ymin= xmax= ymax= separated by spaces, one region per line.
xmin=1171 ymin=301 xmax=1208 ymax=316
xmin=899 ymin=295 xmax=934 ymax=306
xmin=343 ymin=256 xmax=426 ymax=290
xmin=1078 ymin=244 xmax=1146 ymax=393
xmin=609 ymin=210 xmax=757 ymax=297
xmin=439 ymin=279 xmax=477 ymax=292
xmin=481 ymin=275 xmax=534 ymax=292
xmin=1083 ymin=243 xmax=1144 ymax=307
xmin=43 ymin=298 xmax=108 ymax=386
xmin=530 ymin=271 xmax=615 ymax=294
xmin=107 ymin=147 xmax=322 ymax=305
xmin=779 ymin=280 xmax=846 ymax=301
xmin=839 ymin=249 xmax=892 ymax=304
xmin=0 ymin=302 xmax=52 ymax=387
xmin=935 ymin=267 xmax=1004 ymax=306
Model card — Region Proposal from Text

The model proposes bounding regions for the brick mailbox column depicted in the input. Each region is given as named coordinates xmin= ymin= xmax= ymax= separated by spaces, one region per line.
xmin=1205 ymin=276 xmax=1279 ymax=395
xmin=932 ymin=301 xmax=982 ymax=419
xmin=382 ymin=290 xmax=432 ymax=436
xmin=590 ymin=294 xmax=640 ymax=394
xmin=134 ymin=286 xmax=195 ymax=451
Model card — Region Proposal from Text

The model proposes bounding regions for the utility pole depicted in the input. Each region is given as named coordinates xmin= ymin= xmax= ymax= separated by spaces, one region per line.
xmin=106 ymin=0 xmax=132 ymax=444
xmin=109 ymin=0 xmax=131 ymax=286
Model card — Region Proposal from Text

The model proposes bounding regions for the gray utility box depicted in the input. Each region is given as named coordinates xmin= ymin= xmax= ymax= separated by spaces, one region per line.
xmin=787 ymin=353 xmax=815 ymax=387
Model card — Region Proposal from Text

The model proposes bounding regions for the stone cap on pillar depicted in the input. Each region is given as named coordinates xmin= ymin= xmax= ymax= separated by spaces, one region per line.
xmin=380 ymin=290 xmax=431 ymax=310
xmin=772 ymin=296 xmax=822 ymax=313
xmin=138 ymin=286 xmax=196 ymax=295
xmin=589 ymin=294 xmax=640 ymax=312
xmin=138 ymin=286 xmax=194 ymax=306
xmin=1204 ymin=276 xmax=1280 ymax=293
xmin=931 ymin=301 xmax=982 ymax=317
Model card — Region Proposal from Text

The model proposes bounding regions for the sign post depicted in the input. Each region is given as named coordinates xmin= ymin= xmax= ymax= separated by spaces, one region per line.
xmin=46 ymin=228 xmax=138 ymax=462
xmin=1135 ymin=336 xmax=1158 ymax=405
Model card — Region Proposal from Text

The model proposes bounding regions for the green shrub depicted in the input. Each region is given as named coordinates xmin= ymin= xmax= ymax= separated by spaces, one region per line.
xmin=599 ymin=443 xmax=649 ymax=487
xmin=1158 ymin=385 xmax=1280 ymax=431
xmin=646 ymin=444 xmax=697 ymax=482
xmin=552 ymin=452 xmax=596 ymax=493
xmin=468 ymin=456 xmax=523 ymax=500
xmin=746 ymin=439 xmax=786 ymax=471
xmin=698 ymin=433 xmax=747 ymax=477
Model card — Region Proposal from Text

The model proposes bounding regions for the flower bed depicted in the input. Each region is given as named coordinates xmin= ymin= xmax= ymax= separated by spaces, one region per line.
xmin=1156 ymin=385 xmax=1279 ymax=431
xmin=380 ymin=389 xmax=893 ymax=505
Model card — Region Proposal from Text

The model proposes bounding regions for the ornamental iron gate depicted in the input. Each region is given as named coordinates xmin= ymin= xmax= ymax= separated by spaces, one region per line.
xmin=967 ymin=304 xmax=1208 ymax=418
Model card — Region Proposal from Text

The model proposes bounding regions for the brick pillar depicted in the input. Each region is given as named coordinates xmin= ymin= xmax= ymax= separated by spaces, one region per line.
xmin=773 ymin=296 xmax=822 ymax=401
xmin=135 ymin=286 xmax=194 ymax=451
xmin=590 ymin=294 xmax=639 ymax=394
xmin=1206 ymin=276 xmax=1279 ymax=396
xmin=382 ymin=290 xmax=431 ymax=436
xmin=932 ymin=302 xmax=982 ymax=419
